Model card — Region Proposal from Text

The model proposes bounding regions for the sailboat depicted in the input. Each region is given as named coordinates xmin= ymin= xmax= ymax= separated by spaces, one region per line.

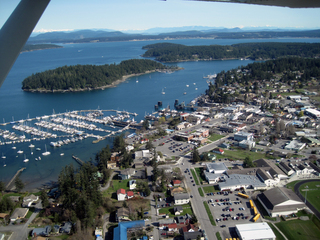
xmin=42 ymin=144 xmax=50 ymax=156
xmin=1 ymin=153 xmax=6 ymax=159
xmin=161 ymin=88 xmax=165 ymax=95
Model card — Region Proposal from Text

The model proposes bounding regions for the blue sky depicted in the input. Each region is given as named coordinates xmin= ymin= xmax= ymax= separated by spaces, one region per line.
xmin=1 ymin=0 xmax=320 ymax=33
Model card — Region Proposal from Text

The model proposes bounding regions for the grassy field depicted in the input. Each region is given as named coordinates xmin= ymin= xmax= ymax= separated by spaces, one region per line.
xmin=276 ymin=219 xmax=320 ymax=240
xmin=158 ymin=204 xmax=193 ymax=217
xmin=202 ymin=185 xmax=220 ymax=193
xmin=190 ymin=169 xmax=200 ymax=185
xmin=198 ymin=187 xmax=204 ymax=197
xmin=208 ymin=134 xmax=225 ymax=142
xmin=267 ymin=222 xmax=286 ymax=240
xmin=285 ymin=180 xmax=300 ymax=191
xmin=203 ymin=201 xmax=216 ymax=226
xmin=299 ymin=181 xmax=320 ymax=213
xmin=213 ymin=148 xmax=268 ymax=161
xmin=216 ymin=232 xmax=222 ymax=240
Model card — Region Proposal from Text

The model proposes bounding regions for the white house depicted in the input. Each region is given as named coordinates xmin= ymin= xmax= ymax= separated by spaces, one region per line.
xmin=117 ymin=189 xmax=126 ymax=201
xmin=174 ymin=193 xmax=190 ymax=205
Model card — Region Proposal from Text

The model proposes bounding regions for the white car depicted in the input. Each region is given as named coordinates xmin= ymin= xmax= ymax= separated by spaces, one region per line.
xmin=212 ymin=203 xmax=215 ymax=207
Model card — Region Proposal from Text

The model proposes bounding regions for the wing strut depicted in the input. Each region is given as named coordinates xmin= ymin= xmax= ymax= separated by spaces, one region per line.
xmin=0 ymin=0 xmax=50 ymax=88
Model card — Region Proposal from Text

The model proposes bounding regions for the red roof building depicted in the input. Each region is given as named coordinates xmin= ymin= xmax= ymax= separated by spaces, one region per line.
xmin=172 ymin=180 xmax=182 ymax=186
xmin=127 ymin=191 xmax=134 ymax=199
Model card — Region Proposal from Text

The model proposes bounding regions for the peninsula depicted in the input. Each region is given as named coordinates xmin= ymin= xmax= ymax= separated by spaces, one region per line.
xmin=142 ymin=42 xmax=320 ymax=62
xmin=22 ymin=59 xmax=180 ymax=92
xmin=21 ymin=44 xmax=63 ymax=53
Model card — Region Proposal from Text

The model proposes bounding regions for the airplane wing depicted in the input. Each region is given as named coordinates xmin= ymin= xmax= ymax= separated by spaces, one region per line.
xmin=0 ymin=0 xmax=50 ymax=88
xmin=192 ymin=0 xmax=320 ymax=8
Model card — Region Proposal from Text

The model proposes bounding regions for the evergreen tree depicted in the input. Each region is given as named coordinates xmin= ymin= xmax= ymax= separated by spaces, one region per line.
xmin=192 ymin=146 xmax=201 ymax=163
xmin=15 ymin=176 xmax=24 ymax=192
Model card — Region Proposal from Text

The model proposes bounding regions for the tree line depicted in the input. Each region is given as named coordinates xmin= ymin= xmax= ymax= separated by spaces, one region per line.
xmin=21 ymin=44 xmax=62 ymax=52
xmin=142 ymin=42 xmax=320 ymax=62
xmin=22 ymin=59 xmax=171 ymax=91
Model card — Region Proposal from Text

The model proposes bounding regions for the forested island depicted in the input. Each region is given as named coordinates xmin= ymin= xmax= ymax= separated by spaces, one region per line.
xmin=21 ymin=44 xmax=62 ymax=52
xmin=22 ymin=59 xmax=179 ymax=92
xmin=205 ymin=57 xmax=320 ymax=104
xmin=142 ymin=42 xmax=320 ymax=62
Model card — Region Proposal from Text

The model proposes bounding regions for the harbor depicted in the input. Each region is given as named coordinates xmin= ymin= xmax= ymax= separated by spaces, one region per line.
xmin=0 ymin=109 xmax=140 ymax=148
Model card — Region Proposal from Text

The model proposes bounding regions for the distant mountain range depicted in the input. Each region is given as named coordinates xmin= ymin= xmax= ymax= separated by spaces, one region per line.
xmin=27 ymin=27 xmax=320 ymax=44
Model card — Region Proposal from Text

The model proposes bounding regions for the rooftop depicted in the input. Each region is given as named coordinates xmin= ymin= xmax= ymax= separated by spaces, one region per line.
xmin=236 ymin=222 xmax=275 ymax=240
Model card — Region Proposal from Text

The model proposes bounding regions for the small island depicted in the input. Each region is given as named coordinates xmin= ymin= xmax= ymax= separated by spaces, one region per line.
xmin=142 ymin=42 xmax=320 ymax=62
xmin=21 ymin=44 xmax=63 ymax=52
xmin=22 ymin=59 xmax=181 ymax=92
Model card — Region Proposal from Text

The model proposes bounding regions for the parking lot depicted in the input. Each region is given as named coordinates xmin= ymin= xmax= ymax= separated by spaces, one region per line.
xmin=203 ymin=190 xmax=260 ymax=239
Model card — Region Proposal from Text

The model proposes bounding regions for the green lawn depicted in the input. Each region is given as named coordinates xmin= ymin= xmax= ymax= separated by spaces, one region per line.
xmin=208 ymin=134 xmax=225 ymax=142
xmin=213 ymin=148 xmax=269 ymax=161
xmin=299 ymin=181 xmax=320 ymax=213
xmin=203 ymin=201 xmax=216 ymax=226
xmin=195 ymin=167 xmax=206 ymax=183
xmin=198 ymin=187 xmax=204 ymax=197
xmin=158 ymin=204 xmax=193 ymax=217
xmin=276 ymin=219 xmax=320 ymax=240
xmin=190 ymin=169 xmax=200 ymax=185
xmin=102 ymin=179 xmax=130 ymax=198
xmin=267 ymin=222 xmax=286 ymax=240
xmin=25 ymin=207 xmax=35 ymax=218
xmin=202 ymin=185 xmax=220 ymax=193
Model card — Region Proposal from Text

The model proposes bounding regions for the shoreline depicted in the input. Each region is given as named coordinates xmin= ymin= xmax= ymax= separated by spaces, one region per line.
xmin=22 ymin=68 xmax=183 ymax=93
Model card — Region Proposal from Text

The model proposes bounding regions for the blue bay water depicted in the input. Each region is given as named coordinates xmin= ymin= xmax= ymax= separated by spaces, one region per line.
xmin=1 ymin=38 xmax=320 ymax=190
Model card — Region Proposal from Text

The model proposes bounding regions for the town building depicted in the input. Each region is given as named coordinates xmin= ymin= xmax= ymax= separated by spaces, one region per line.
xmin=284 ymin=140 xmax=306 ymax=152
xmin=113 ymin=220 xmax=145 ymax=240
xmin=257 ymin=187 xmax=306 ymax=217
xmin=235 ymin=222 xmax=275 ymax=240
xmin=174 ymin=193 xmax=190 ymax=205
xmin=219 ymin=174 xmax=266 ymax=191
xmin=22 ymin=194 xmax=39 ymax=207
xmin=206 ymin=162 xmax=228 ymax=174
xmin=234 ymin=131 xmax=254 ymax=141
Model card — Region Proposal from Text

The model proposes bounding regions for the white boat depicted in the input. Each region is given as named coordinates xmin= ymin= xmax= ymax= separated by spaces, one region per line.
xmin=195 ymin=88 xmax=198 ymax=90
xmin=60 ymin=153 xmax=64 ymax=156
xmin=42 ymin=145 xmax=50 ymax=156
xmin=12 ymin=146 xmax=16 ymax=149
xmin=38 ymin=156 xmax=41 ymax=160
xmin=35 ymin=157 xmax=38 ymax=161
xmin=3 ymin=163 xmax=6 ymax=167
xmin=23 ymin=155 xmax=29 ymax=162
xmin=29 ymin=144 xmax=35 ymax=148
xmin=36 ymin=148 xmax=41 ymax=151
xmin=17 ymin=150 xmax=23 ymax=154
xmin=183 ymin=92 xmax=187 ymax=95
xmin=1 ymin=153 xmax=6 ymax=159
xmin=161 ymin=88 xmax=165 ymax=95
xmin=186 ymin=85 xmax=189 ymax=87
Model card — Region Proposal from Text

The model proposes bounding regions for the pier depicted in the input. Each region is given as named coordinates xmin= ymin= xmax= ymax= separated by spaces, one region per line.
xmin=72 ymin=155 xmax=85 ymax=166
xmin=6 ymin=167 xmax=26 ymax=190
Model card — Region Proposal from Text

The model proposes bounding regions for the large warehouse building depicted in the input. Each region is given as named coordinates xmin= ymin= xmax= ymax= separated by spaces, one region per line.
xmin=257 ymin=187 xmax=306 ymax=217
xmin=235 ymin=222 xmax=275 ymax=240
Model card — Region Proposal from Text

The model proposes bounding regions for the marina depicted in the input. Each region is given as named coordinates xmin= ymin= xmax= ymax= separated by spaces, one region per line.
xmin=0 ymin=109 xmax=140 ymax=147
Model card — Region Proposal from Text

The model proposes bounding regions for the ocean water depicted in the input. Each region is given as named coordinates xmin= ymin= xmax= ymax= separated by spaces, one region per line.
xmin=1 ymin=38 xmax=320 ymax=190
